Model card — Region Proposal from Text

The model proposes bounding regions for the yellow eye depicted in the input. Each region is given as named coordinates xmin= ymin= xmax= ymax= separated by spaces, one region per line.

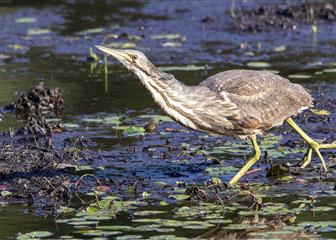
xmin=130 ymin=54 xmax=138 ymax=62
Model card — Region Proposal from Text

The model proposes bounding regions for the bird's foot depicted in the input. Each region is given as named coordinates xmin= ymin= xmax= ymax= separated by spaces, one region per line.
xmin=298 ymin=140 xmax=336 ymax=172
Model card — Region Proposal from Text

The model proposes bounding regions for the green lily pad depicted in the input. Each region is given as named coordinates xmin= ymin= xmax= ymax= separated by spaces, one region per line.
xmin=82 ymin=118 xmax=103 ymax=123
xmin=171 ymin=194 xmax=191 ymax=201
xmin=67 ymin=221 xmax=98 ymax=226
xmin=311 ymin=206 xmax=334 ymax=212
xmin=27 ymin=28 xmax=50 ymax=35
xmin=115 ymin=126 xmax=146 ymax=136
xmin=246 ymin=62 xmax=271 ymax=68
xmin=288 ymin=74 xmax=312 ymax=79
xmin=310 ymin=109 xmax=331 ymax=115
xmin=62 ymin=123 xmax=80 ymax=128
xmin=116 ymin=235 xmax=143 ymax=240
xmin=108 ymin=42 xmax=137 ymax=49
xmin=273 ymin=45 xmax=286 ymax=52
xmin=76 ymin=27 xmax=104 ymax=35
xmin=96 ymin=225 xmax=132 ymax=231
xmin=139 ymin=114 xmax=173 ymax=123
xmin=323 ymin=68 xmax=336 ymax=73
xmin=75 ymin=230 xmax=122 ymax=237
xmin=103 ymin=116 xmax=122 ymax=124
xmin=158 ymin=65 xmax=207 ymax=72
xmin=223 ymin=223 xmax=268 ymax=230
xmin=134 ymin=210 xmax=167 ymax=216
xmin=162 ymin=42 xmax=182 ymax=47
xmin=15 ymin=17 xmax=37 ymax=23
xmin=18 ymin=231 xmax=53 ymax=239
xmin=151 ymin=34 xmax=182 ymax=40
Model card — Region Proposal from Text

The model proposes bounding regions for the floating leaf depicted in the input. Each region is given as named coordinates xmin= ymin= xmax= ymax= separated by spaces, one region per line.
xmin=158 ymin=65 xmax=207 ymax=72
xmin=27 ymin=28 xmax=50 ymax=35
xmin=134 ymin=210 xmax=167 ymax=216
xmin=116 ymin=235 xmax=143 ymax=240
xmin=159 ymin=201 xmax=169 ymax=206
xmin=288 ymin=74 xmax=312 ymax=79
xmin=76 ymin=27 xmax=104 ymax=35
xmin=62 ymin=123 xmax=80 ymax=128
xmin=107 ymin=42 xmax=137 ymax=49
xmin=162 ymin=42 xmax=182 ymax=47
xmin=57 ymin=206 xmax=75 ymax=214
xmin=8 ymin=44 xmax=25 ymax=50
xmin=67 ymin=220 xmax=98 ymax=226
xmin=323 ymin=68 xmax=336 ymax=73
xmin=82 ymin=118 xmax=103 ymax=123
xmin=310 ymin=109 xmax=331 ymax=116
xmin=96 ymin=225 xmax=132 ymax=231
xmin=115 ymin=126 xmax=146 ymax=136
xmin=246 ymin=62 xmax=271 ymax=68
xmin=76 ymin=230 xmax=122 ymax=237
xmin=273 ymin=45 xmax=286 ymax=52
xmin=103 ymin=116 xmax=122 ymax=124
xmin=18 ymin=231 xmax=53 ymax=239
xmin=151 ymin=34 xmax=182 ymax=40
xmin=171 ymin=194 xmax=191 ymax=200
xmin=1 ymin=190 xmax=12 ymax=197
xmin=139 ymin=114 xmax=173 ymax=123
xmin=15 ymin=17 xmax=37 ymax=23
xmin=182 ymin=221 xmax=215 ymax=229
xmin=311 ymin=206 xmax=334 ymax=212
xmin=75 ymin=165 xmax=94 ymax=173
xmin=223 ymin=223 xmax=268 ymax=230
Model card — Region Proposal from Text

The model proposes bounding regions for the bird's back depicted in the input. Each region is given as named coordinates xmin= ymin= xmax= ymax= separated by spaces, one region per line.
xmin=199 ymin=70 xmax=313 ymax=136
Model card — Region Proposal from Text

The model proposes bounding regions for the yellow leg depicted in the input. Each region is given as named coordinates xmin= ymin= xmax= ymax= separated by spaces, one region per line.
xmin=229 ymin=135 xmax=261 ymax=186
xmin=286 ymin=117 xmax=336 ymax=171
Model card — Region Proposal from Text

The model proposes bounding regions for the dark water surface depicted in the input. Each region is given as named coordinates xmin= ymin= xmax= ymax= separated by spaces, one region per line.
xmin=1 ymin=0 xmax=336 ymax=239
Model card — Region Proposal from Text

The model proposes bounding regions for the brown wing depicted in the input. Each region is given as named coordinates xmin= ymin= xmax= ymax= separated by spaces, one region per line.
xmin=200 ymin=70 xmax=313 ymax=133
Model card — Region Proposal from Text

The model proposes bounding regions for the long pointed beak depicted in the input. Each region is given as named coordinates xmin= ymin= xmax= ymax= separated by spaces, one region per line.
xmin=95 ymin=45 xmax=132 ymax=62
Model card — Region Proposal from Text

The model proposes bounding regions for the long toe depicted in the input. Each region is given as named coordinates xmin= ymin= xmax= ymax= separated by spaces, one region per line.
xmin=299 ymin=148 xmax=312 ymax=169
xmin=314 ymin=148 xmax=328 ymax=172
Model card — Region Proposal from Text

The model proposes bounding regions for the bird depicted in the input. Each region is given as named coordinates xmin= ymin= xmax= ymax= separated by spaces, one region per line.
xmin=95 ymin=45 xmax=336 ymax=186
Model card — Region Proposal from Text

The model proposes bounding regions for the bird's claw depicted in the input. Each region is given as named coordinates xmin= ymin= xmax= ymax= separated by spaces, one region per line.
xmin=299 ymin=139 xmax=334 ymax=172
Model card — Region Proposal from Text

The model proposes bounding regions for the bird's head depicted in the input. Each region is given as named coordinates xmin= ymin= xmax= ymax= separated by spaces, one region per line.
xmin=95 ymin=45 xmax=160 ymax=80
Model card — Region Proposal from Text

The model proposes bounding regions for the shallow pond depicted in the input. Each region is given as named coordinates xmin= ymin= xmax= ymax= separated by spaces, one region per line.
xmin=1 ymin=0 xmax=336 ymax=239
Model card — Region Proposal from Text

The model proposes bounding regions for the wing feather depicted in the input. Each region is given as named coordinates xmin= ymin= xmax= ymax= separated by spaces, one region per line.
xmin=200 ymin=70 xmax=313 ymax=133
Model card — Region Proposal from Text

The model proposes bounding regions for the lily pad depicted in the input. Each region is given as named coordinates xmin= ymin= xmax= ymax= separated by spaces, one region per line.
xmin=134 ymin=210 xmax=167 ymax=216
xmin=311 ymin=206 xmax=334 ymax=212
xmin=158 ymin=65 xmax=207 ymax=72
xmin=15 ymin=17 xmax=37 ymax=23
xmin=115 ymin=126 xmax=146 ymax=136
xmin=246 ymin=62 xmax=271 ymax=68
xmin=27 ymin=28 xmax=50 ymax=35
xmin=310 ymin=109 xmax=331 ymax=115
xmin=323 ymin=68 xmax=336 ymax=73
xmin=273 ymin=45 xmax=286 ymax=52
xmin=139 ymin=114 xmax=173 ymax=123
xmin=96 ymin=225 xmax=132 ymax=231
xmin=18 ymin=231 xmax=53 ymax=239
xmin=76 ymin=27 xmax=104 ymax=35
xmin=170 ymin=194 xmax=191 ymax=200
xmin=107 ymin=42 xmax=137 ymax=49
xmin=151 ymin=34 xmax=182 ymax=40
xmin=288 ymin=74 xmax=312 ymax=79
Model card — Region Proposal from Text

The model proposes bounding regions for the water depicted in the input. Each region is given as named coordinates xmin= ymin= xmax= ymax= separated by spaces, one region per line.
xmin=1 ymin=0 xmax=336 ymax=239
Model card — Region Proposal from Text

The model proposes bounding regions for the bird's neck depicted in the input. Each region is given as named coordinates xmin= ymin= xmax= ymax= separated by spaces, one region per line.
xmin=135 ymin=69 xmax=201 ymax=130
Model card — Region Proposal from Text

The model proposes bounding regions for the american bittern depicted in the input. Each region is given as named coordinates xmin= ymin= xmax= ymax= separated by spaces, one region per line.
xmin=96 ymin=45 xmax=336 ymax=186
